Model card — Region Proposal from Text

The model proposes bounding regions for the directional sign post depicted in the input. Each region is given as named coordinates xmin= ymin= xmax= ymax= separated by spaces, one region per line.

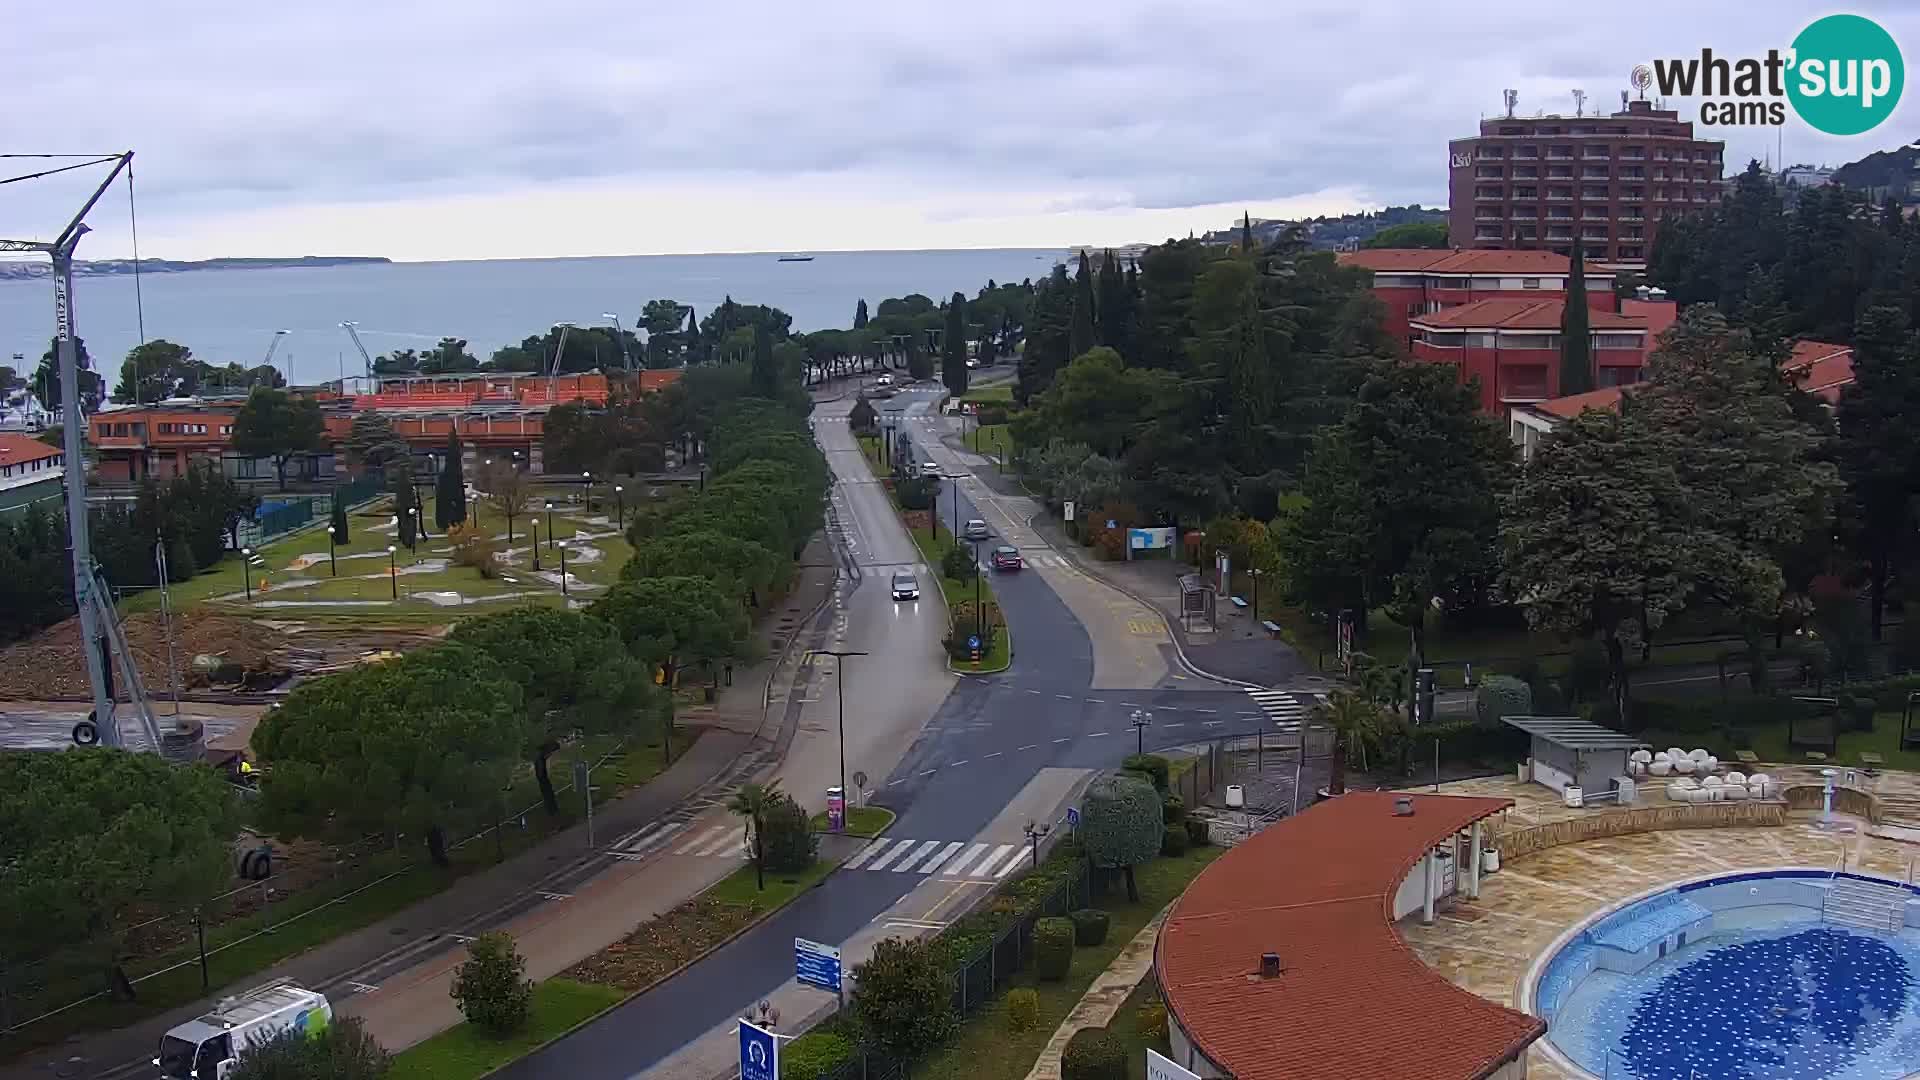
xmin=1065 ymin=806 xmax=1081 ymax=841
xmin=740 ymin=1019 xmax=779 ymax=1080
xmin=1147 ymin=1049 xmax=1199 ymax=1080
xmin=795 ymin=937 xmax=843 ymax=994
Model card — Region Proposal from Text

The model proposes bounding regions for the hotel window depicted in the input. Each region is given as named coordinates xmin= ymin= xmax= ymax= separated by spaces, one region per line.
xmin=1593 ymin=334 xmax=1643 ymax=349
xmin=1464 ymin=333 xmax=1496 ymax=348
xmin=1522 ymin=278 xmax=1542 ymax=289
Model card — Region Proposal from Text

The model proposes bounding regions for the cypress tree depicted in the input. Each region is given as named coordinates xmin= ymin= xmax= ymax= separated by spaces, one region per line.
xmin=1069 ymin=252 xmax=1096 ymax=360
xmin=684 ymin=306 xmax=701 ymax=365
xmin=1559 ymin=239 xmax=1594 ymax=396
xmin=436 ymin=430 xmax=466 ymax=530
xmin=394 ymin=479 xmax=418 ymax=550
xmin=750 ymin=322 xmax=778 ymax=397
xmin=1097 ymin=250 xmax=1128 ymax=351
xmin=1241 ymin=211 xmax=1254 ymax=253
xmin=942 ymin=293 xmax=969 ymax=394
xmin=854 ymin=299 xmax=869 ymax=330
xmin=330 ymin=495 xmax=350 ymax=545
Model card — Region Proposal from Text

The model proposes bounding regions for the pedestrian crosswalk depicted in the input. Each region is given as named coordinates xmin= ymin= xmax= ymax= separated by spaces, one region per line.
xmin=604 ymin=821 xmax=1031 ymax=882
xmin=1245 ymin=688 xmax=1321 ymax=732
xmin=975 ymin=551 xmax=1073 ymax=571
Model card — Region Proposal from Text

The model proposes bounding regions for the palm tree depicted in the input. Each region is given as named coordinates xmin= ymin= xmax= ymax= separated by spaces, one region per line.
xmin=1315 ymin=690 xmax=1387 ymax=797
xmin=725 ymin=780 xmax=782 ymax=891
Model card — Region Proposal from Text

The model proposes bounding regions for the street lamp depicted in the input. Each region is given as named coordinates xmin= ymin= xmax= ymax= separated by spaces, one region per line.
xmin=240 ymin=547 xmax=253 ymax=604
xmin=614 ymin=484 xmax=625 ymax=529
xmin=1130 ymin=708 xmax=1153 ymax=756
xmin=407 ymin=506 xmax=420 ymax=551
xmin=811 ymin=649 xmax=868 ymax=834
xmin=1023 ymin=820 xmax=1052 ymax=870
xmin=601 ymin=313 xmax=632 ymax=370
xmin=1249 ymin=568 xmax=1264 ymax=619
xmin=557 ymin=540 xmax=569 ymax=597
xmin=582 ymin=472 xmax=593 ymax=513
xmin=386 ymin=545 xmax=398 ymax=599
xmin=327 ymin=524 xmax=339 ymax=577
xmin=531 ymin=517 xmax=543 ymax=572
xmin=544 ymin=501 xmax=555 ymax=551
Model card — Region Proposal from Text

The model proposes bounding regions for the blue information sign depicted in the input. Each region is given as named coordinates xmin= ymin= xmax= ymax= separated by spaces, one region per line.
xmin=795 ymin=937 xmax=842 ymax=993
xmin=967 ymin=635 xmax=981 ymax=651
xmin=1066 ymin=807 xmax=1081 ymax=827
xmin=740 ymin=1019 xmax=778 ymax=1080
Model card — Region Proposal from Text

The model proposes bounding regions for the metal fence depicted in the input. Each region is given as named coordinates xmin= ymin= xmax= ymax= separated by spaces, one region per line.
xmin=233 ymin=475 xmax=386 ymax=548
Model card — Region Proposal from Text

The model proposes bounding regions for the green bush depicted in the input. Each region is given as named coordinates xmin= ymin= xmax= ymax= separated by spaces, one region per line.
xmin=895 ymin=475 xmax=937 ymax=510
xmin=1121 ymin=754 xmax=1170 ymax=792
xmin=941 ymin=543 xmax=978 ymax=582
xmin=449 ymin=932 xmax=533 ymax=1037
xmin=760 ymin=792 xmax=819 ymax=872
xmin=783 ymin=1032 xmax=856 ymax=1080
xmin=228 ymin=1014 xmax=389 ymax=1080
xmin=1161 ymin=824 xmax=1188 ymax=856
xmin=1474 ymin=675 xmax=1533 ymax=728
xmin=1005 ymin=987 xmax=1040 ymax=1032
xmin=1081 ymin=774 xmax=1162 ymax=885
xmin=1060 ymin=1027 xmax=1127 ymax=1080
xmin=1840 ymin=694 xmax=1876 ymax=733
xmin=1034 ymin=916 xmax=1075 ymax=980
xmin=851 ymin=937 xmax=958 ymax=1061
xmin=1161 ymin=795 xmax=1186 ymax=824
xmin=1184 ymin=817 xmax=1211 ymax=847
xmin=1134 ymin=1001 xmax=1169 ymax=1044
xmin=1069 ymin=908 xmax=1110 ymax=946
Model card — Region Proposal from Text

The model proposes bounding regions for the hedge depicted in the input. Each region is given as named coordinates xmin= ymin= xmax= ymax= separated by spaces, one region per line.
xmin=1069 ymin=908 xmax=1110 ymax=946
xmin=1134 ymin=1001 xmax=1169 ymax=1043
xmin=1121 ymin=754 xmax=1170 ymax=792
xmin=1161 ymin=795 xmax=1186 ymax=825
xmin=1006 ymin=987 xmax=1040 ymax=1032
xmin=1184 ymin=817 xmax=1210 ymax=847
xmin=783 ymin=1031 xmax=856 ymax=1080
xmin=1474 ymin=675 xmax=1532 ymax=728
xmin=1034 ymin=917 xmax=1075 ymax=981
xmin=1061 ymin=1027 xmax=1127 ymax=1080
xmin=1160 ymin=825 xmax=1188 ymax=857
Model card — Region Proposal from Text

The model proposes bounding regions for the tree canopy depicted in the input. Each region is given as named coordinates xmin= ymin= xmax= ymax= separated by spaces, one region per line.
xmin=231 ymin=387 xmax=324 ymax=489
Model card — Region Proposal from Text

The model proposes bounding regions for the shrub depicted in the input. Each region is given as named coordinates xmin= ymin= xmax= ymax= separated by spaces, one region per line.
xmin=1034 ymin=916 xmax=1075 ymax=980
xmin=941 ymin=544 xmax=978 ymax=582
xmin=783 ymin=1032 xmax=856 ymax=1080
xmin=1060 ymin=1027 xmax=1127 ymax=1080
xmin=1005 ymin=987 xmax=1040 ymax=1032
xmin=1161 ymin=795 xmax=1186 ymax=824
xmin=1134 ymin=1001 xmax=1169 ymax=1044
xmin=1121 ymin=753 xmax=1170 ymax=792
xmin=449 ymin=525 xmax=504 ymax=579
xmin=1161 ymin=824 xmax=1189 ymax=856
xmin=1184 ymin=817 xmax=1211 ymax=847
xmin=1474 ymin=674 xmax=1533 ymax=728
xmin=851 ymin=937 xmax=958 ymax=1061
xmin=1069 ymin=908 xmax=1110 ymax=946
xmin=1840 ymin=694 xmax=1876 ymax=733
xmin=895 ymin=476 xmax=937 ymax=510
xmin=1082 ymin=774 xmax=1162 ymax=901
xmin=759 ymin=792 xmax=819 ymax=873
xmin=449 ymin=932 xmax=533 ymax=1037
xmin=228 ymin=1014 xmax=390 ymax=1080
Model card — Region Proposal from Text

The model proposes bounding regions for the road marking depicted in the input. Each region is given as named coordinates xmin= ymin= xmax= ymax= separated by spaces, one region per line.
xmin=866 ymin=841 xmax=915 ymax=872
xmin=1195 ymin=708 xmax=1218 ymax=714
xmin=1163 ymin=722 xmax=1184 ymax=728
xmin=1018 ymin=744 xmax=1039 ymax=751
xmin=950 ymin=759 xmax=970 ymax=767
xmin=889 ymin=778 xmax=907 ymax=786
xmin=1086 ymin=731 xmax=1109 ymax=737
xmin=920 ymin=768 xmax=938 ymax=777
xmin=884 ymin=918 xmax=953 ymax=930
xmin=1055 ymin=693 xmax=1073 ymax=700
xmin=1026 ymin=689 xmax=1043 ymax=695
xmin=347 ymin=981 xmax=381 ymax=994
xmin=538 ymin=891 xmax=572 ymax=901
xmin=994 ymin=847 xmax=1030 ymax=877
xmin=690 ymin=829 xmax=741 ymax=857
xmin=672 ymin=825 xmax=728 ymax=856
xmin=965 ymin=843 xmax=1022 ymax=879
xmin=892 ymin=840 xmax=944 ymax=872
xmin=449 ymin=933 xmax=475 ymax=943
xmin=984 ymin=751 xmax=1002 ymax=758
xmin=918 ymin=842 xmax=966 ymax=874
xmin=943 ymin=842 xmax=991 ymax=876
xmin=844 ymin=838 xmax=894 ymax=870
xmin=1052 ymin=737 xmax=1070 ymax=744
xmin=1204 ymin=720 xmax=1224 ymax=726
xmin=1121 ymin=702 xmax=1143 ymax=707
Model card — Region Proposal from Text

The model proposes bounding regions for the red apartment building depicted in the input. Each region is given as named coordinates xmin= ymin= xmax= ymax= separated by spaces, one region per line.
xmin=1336 ymin=248 xmax=1615 ymax=352
xmin=1407 ymin=296 xmax=1677 ymax=413
xmin=1447 ymin=98 xmax=1724 ymax=268
xmin=89 ymin=370 xmax=677 ymax=484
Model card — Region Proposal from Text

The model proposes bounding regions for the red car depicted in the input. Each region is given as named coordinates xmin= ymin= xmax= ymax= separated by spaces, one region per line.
xmin=991 ymin=546 xmax=1023 ymax=571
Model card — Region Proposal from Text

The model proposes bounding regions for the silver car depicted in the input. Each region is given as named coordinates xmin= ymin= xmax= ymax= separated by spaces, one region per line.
xmin=962 ymin=519 xmax=991 ymax=541
xmin=891 ymin=571 xmax=919 ymax=601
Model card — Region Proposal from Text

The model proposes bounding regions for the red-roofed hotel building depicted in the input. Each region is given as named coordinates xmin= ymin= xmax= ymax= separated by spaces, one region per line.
xmin=1448 ymin=98 xmax=1724 ymax=269
xmin=1337 ymin=248 xmax=1617 ymax=354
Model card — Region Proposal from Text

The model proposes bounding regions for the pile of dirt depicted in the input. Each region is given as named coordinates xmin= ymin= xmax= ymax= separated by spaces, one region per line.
xmin=0 ymin=611 xmax=290 ymax=699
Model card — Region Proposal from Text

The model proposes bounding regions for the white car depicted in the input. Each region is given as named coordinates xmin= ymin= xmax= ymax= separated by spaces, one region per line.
xmin=891 ymin=571 xmax=919 ymax=601
xmin=920 ymin=462 xmax=941 ymax=478
xmin=875 ymin=374 xmax=894 ymax=387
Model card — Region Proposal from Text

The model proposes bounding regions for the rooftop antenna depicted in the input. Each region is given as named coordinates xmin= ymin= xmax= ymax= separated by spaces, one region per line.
xmin=0 ymin=151 xmax=171 ymax=754
xmin=1572 ymin=89 xmax=1587 ymax=117
xmin=1503 ymin=89 xmax=1518 ymax=118
xmin=1621 ymin=90 xmax=1631 ymax=112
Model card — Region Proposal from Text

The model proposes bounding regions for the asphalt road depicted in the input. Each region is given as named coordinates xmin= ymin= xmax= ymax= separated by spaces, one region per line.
xmin=494 ymin=382 xmax=1315 ymax=1077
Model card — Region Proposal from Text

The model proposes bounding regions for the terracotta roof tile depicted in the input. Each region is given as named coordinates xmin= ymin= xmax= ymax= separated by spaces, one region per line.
xmin=1535 ymin=387 xmax=1627 ymax=419
xmin=0 ymin=432 xmax=62 ymax=466
xmin=1158 ymin=791 xmax=1541 ymax=1080
xmin=1338 ymin=248 xmax=1613 ymax=276
xmin=1411 ymin=298 xmax=1646 ymax=331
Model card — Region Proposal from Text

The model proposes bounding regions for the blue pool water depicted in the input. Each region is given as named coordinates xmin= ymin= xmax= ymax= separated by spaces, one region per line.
xmin=1542 ymin=879 xmax=1920 ymax=1080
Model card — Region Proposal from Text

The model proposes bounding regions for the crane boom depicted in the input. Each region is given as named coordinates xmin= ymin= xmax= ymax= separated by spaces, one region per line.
xmin=339 ymin=321 xmax=375 ymax=379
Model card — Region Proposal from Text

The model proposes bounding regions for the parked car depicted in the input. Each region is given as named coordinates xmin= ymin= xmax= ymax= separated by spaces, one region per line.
xmin=890 ymin=571 xmax=919 ymax=601
xmin=991 ymin=545 xmax=1023 ymax=571
xmin=962 ymin=518 xmax=991 ymax=541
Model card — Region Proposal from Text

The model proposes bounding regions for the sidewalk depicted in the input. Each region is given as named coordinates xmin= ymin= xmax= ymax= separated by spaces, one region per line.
xmin=2 ymin=540 xmax=841 ymax=1079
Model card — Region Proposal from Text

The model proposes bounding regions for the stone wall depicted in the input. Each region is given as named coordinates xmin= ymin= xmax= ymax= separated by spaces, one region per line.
xmin=1496 ymin=800 xmax=1788 ymax=863
xmin=1781 ymin=784 xmax=1879 ymax=822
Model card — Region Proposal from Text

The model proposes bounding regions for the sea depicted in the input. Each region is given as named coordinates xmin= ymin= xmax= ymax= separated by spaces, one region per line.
xmin=0 ymin=248 xmax=1062 ymax=386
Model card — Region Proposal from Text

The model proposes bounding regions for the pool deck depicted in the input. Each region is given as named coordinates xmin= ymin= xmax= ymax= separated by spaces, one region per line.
xmin=1399 ymin=775 xmax=1920 ymax=1079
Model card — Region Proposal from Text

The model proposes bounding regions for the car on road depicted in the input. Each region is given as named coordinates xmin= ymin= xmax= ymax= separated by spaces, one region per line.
xmin=991 ymin=545 xmax=1023 ymax=571
xmin=875 ymin=373 xmax=894 ymax=386
xmin=920 ymin=462 xmax=941 ymax=478
xmin=962 ymin=518 xmax=991 ymax=541
xmin=890 ymin=571 xmax=919 ymax=601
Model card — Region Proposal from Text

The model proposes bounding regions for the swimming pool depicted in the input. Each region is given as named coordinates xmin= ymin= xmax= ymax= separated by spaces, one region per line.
xmin=1527 ymin=870 xmax=1920 ymax=1080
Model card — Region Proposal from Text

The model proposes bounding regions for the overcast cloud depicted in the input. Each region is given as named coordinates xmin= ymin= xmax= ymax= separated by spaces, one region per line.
xmin=3 ymin=1 xmax=1916 ymax=260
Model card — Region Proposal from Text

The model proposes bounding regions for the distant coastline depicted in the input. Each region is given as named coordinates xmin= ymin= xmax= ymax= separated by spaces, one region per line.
xmin=0 ymin=256 xmax=390 ymax=281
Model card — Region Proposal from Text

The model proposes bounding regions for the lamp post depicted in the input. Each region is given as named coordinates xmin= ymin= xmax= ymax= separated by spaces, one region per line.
xmin=991 ymin=433 xmax=1002 ymax=473
xmin=407 ymin=506 xmax=420 ymax=552
xmin=544 ymin=501 xmax=555 ymax=551
xmin=557 ymin=540 xmax=569 ymax=598
xmin=1023 ymin=820 xmax=1051 ymax=870
xmin=614 ymin=484 xmax=625 ymax=529
xmin=602 ymin=313 xmax=632 ymax=370
xmin=811 ymin=649 xmax=868 ymax=834
xmin=531 ymin=518 xmax=542 ymax=572
xmin=1130 ymin=708 xmax=1153 ymax=756
xmin=240 ymin=547 xmax=253 ymax=604
xmin=1249 ymin=568 xmax=1264 ymax=619
xmin=582 ymin=472 xmax=593 ymax=513
xmin=971 ymin=540 xmax=982 ymax=639
xmin=327 ymin=524 xmax=339 ymax=577
xmin=386 ymin=545 xmax=398 ymax=599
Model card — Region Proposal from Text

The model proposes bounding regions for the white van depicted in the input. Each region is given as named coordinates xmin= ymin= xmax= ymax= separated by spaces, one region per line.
xmin=155 ymin=979 xmax=331 ymax=1079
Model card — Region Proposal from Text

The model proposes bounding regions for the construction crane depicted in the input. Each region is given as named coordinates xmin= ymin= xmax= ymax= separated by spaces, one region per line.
xmin=547 ymin=322 xmax=573 ymax=403
xmin=0 ymin=151 xmax=173 ymax=755
xmin=339 ymin=320 xmax=376 ymax=379
xmin=262 ymin=328 xmax=290 ymax=385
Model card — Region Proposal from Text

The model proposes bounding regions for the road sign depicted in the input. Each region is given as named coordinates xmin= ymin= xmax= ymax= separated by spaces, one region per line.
xmin=1065 ymin=807 xmax=1080 ymax=827
xmin=1063 ymin=500 xmax=1075 ymax=522
xmin=1147 ymin=1049 xmax=1199 ymax=1080
xmin=795 ymin=937 xmax=843 ymax=993
xmin=1106 ymin=519 xmax=1117 ymax=530
xmin=740 ymin=1019 xmax=779 ymax=1080
xmin=967 ymin=635 xmax=981 ymax=650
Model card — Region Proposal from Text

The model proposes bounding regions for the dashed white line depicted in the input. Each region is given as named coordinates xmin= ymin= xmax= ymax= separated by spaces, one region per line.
xmin=920 ymin=768 xmax=938 ymax=777
xmin=950 ymin=759 xmax=970 ymax=767
xmin=889 ymin=778 xmax=907 ymax=786
xmin=984 ymin=751 xmax=1003 ymax=758
xmin=1087 ymin=698 xmax=1106 ymax=703
xmin=1204 ymin=720 xmax=1225 ymax=726
xmin=1086 ymin=731 xmax=1109 ymax=737
xmin=1196 ymin=708 xmax=1218 ymax=714
xmin=1018 ymin=743 xmax=1039 ymax=751
xmin=1163 ymin=722 xmax=1185 ymax=728
xmin=1052 ymin=737 xmax=1071 ymax=744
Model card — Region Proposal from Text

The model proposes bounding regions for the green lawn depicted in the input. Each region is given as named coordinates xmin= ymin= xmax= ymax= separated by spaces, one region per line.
xmin=389 ymin=978 xmax=626 ymax=1080
xmin=906 ymin=514 xmax=1011 ymax=671
xmin=912 ymin=844 xmax=1224 ymax=1080
xmin=1111 ymin=976 xmax=1171 ymax=1080
xmin=809 ymin=806 xmax=896 ymax=837
xmin=962 ymin=423 xmax=1012 ymax=460
xmin=958 ymin=385 xmax=1013 ymax=405
xmin=1641 ymin=709 xmax=1915 ymax=770
xmin=120 ymin=494 xmax=631 ymax=617
xmin=703 ymin=857 xmax=839 ymax=916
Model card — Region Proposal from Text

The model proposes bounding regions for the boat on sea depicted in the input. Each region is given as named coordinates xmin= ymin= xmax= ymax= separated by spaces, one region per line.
xmin=777 ymin=253 xmax=814 ymax=262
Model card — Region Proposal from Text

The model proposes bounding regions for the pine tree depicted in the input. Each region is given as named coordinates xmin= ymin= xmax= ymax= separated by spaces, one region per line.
xmin=1835 ymin=304 xmax=1920 ymax=640
xmin=436 ymin=430 xmax=466 ymax=530
xmin=942 ymin=293 xmax=969 ymax=395
xmin=395 ymin=479 xmax=419 ymax=550
xmin=854 ymin=299 xmax=869 ymax=330
xmin=750 ymin=322 xmax=778 ymax=397
xmin=1069 ymin=252 xmax=1096 ymax=360
xmin=1558 ymin=239 xmax=1593 ymax=396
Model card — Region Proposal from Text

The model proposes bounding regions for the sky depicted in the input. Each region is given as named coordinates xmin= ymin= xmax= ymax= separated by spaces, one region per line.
xmin=4 ymin=1 xmax=1918 ymax=262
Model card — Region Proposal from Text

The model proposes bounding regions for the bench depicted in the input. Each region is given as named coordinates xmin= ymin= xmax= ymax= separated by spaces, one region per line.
xmin=1261 ymin=620 xmax=1282 ymax=639
xmin=1229 ymin=596 xmax=1249 ymax=610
